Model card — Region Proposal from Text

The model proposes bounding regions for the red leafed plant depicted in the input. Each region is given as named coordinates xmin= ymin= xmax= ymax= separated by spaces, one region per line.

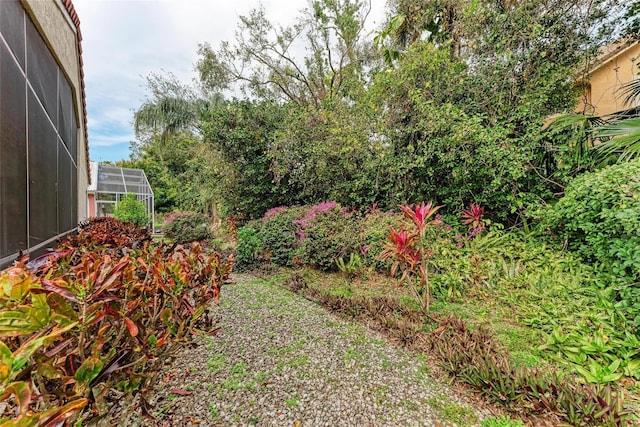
xmin=461 ymin=203 xmax=486 ymax=231
xmin=378 ymin=201 xmax=442 ymax=311
xmin=0 ymin=218 xmax=233 ymax=424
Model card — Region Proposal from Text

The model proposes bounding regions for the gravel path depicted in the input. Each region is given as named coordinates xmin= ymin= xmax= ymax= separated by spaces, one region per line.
xmin=143 ymin=274 xmax=490 ymax=426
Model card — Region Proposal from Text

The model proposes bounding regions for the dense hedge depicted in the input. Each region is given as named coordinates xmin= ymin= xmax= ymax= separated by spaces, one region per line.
xmin=238 ymin=202 xmax=401 ymax=272
xmin=163 ymin=211 xmax=212 ymax=243
xmin=544 ymin=160 xmax=640 ymax=281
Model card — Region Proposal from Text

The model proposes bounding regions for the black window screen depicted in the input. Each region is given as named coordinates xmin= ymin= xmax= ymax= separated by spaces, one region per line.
xmin=58 ymin=140 xmax=73 ymax=232
xmin=1 ymin=1 xmax=82 ymax=265
xmin=28 ymin=92 xmax=58 ymax=247
xmin=0 ymin=0 xmax=25 ymax=70
xmin=58 ymin=73 xmax=74 ymax=153
xmin=0 ymin=42 xmax=27 ymax=257
xmin=26 ymin=17 xmax=58 ymax=130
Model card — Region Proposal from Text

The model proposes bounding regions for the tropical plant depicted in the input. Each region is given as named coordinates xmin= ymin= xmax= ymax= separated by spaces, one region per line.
xmin=336 ymin=253 xmax=365 ymax=277
xmin=549 ymin=68 xmax=640 ymax=165
xmin=0 ymin=219 xmax=233 ymax=424
xmin=461 ymin=203 xmax=486 ymax=231
xmin=378 ymin=202 xmax=443 ymax=311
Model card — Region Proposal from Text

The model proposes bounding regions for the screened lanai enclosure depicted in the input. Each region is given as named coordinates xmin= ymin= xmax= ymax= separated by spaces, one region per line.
xmin=87 ymin=162 xmax=154 ymax=229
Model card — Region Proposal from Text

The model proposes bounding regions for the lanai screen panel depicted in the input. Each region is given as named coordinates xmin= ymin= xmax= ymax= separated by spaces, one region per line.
xmin=94 ymin=164 xmax=154 ymax=227
xmin=0 ymin=0 xmax=80 ymax=267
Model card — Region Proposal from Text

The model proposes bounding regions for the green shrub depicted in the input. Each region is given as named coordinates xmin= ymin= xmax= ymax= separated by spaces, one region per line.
xmin=544 ymin=160 xmax=640 ymax=281
xmin=258 ymin=206 xmax=304 ymax=266
xmin=236 ymin=226 xmax=260 ymax=265
xmin=357 ymin=209 xmax=402 ymax=271
xmin=113 ymin=193 xmax=149 ymax=227
xmin=163 ymin=212 xmax=211 ymax=243
xmin=298 ymin=202 xmax=361 ymax=271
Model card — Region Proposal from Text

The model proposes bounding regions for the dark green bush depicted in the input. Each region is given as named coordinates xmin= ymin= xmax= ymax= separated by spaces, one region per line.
xmin=113 ymin=193 xmax=149 ymax=227
xmin=236 ymin=226 xmax=260 ymax=265
xmin=163 ymin=212 xmax=212 ymax=243
xmin=298 ymin=203 xmax=361 ymax=271
xmin=258 ymin=206 xmax=304 ymax=266
xmin=357 ymin=209 xmax=402 ymax=271
xmin=544 ymin=160 xmax=640 ymax=281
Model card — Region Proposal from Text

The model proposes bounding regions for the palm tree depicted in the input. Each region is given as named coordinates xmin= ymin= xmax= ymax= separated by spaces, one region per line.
xmin=134 ymin=94 xmax=225 ymax=144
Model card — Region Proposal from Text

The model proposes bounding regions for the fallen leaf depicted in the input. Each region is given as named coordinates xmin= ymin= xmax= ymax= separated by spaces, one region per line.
xmin=170 ymin=388 xmax=192 ymax=396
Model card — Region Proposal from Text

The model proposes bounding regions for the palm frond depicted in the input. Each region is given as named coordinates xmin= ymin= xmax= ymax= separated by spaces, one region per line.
xmin=544 ymin=113 xmax=607 ymax=162
xmin=592 ymin=117 xmax=640 ymax=162
xmin=134 ymin=97 xmax=198 ymax=141
xmin=617 ymin=77 xmax=640 ymax=108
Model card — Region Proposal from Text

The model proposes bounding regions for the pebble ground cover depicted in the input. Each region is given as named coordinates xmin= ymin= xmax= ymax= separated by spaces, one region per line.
xmin=136 ymin=274 xmax=493 ymax=426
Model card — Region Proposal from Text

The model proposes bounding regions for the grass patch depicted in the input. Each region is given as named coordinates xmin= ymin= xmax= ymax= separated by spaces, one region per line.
xmin=207 ymin=354 xmax=227 ymax=374
xmin=208 ymin=403 xmax=219 ymax=422
xmin=427 ymin=397 xmax=478 ymax=427
xmin=285 ymin=395 xmax=299 ymax=407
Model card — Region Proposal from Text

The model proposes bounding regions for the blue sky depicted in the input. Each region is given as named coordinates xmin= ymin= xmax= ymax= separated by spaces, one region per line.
xmin=73 ymin=0 xmax=388 ymax=163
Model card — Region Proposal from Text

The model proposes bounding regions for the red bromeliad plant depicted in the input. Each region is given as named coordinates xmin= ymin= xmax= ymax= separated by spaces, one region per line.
xmin=378 ymin=201 xmax=442 ymax=311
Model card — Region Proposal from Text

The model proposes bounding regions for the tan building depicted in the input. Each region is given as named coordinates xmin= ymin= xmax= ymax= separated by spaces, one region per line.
xmin=577 ymin=40 xmax=640 ymax=116
xmin=0 ymin=0 xmax=89 ymax=268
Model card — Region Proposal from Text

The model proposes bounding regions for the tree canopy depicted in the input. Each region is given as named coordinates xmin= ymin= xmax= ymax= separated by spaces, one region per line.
xmin=130 ymin=0 xmax=631 ymax=223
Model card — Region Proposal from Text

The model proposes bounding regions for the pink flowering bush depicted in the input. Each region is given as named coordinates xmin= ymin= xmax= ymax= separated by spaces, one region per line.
xmin=258 ymin=206 xmax=306 ymax=266
xmin=250 ymin=202 xmax=399 ymax=271
xmin=297 ymin=202 xmax=360 ymax=271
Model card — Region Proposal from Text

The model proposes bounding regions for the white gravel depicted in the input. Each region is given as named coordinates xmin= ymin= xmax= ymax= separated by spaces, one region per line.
xmin=136 ymin=274 xmax=490 ymax=426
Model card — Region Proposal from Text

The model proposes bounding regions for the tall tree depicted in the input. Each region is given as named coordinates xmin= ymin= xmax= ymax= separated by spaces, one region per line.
xmin=196 ymin=0 xmax=376 ymax=106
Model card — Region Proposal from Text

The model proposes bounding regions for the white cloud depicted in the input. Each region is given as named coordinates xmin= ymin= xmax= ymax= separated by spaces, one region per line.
xmin=73 ymin=0 xmax=388 ymax=161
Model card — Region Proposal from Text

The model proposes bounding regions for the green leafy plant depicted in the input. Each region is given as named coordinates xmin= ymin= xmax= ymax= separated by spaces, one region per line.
xmin=543 ymin=160 xmax=640 ymax=280
xmin=336 ymin=253 xmax=364 ymax=277
xmin=430 ymin=315 xmax=635 ymax=426
xmin=163 ymin=211 xmax=212 ymax=243
xmin=542 ymin=160 xmax=640 ymax=337
xmin=236 ymin=226 xmax=261 ymax=265
xmin=114 ymin=193 xmax=150 ymax=227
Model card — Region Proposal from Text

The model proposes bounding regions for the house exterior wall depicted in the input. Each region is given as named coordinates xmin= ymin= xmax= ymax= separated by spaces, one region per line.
xmin=577 ymin=42 xmax=640 ymax=116
xmin=0 ymin=0 xmax=88 ymax=268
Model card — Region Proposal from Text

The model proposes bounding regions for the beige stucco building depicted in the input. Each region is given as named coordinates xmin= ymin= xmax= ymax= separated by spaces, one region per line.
xmin=0 ymin=0 xmax=89 ymax=268
xmin=577 ymin=40 xmax=640 ymax=116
